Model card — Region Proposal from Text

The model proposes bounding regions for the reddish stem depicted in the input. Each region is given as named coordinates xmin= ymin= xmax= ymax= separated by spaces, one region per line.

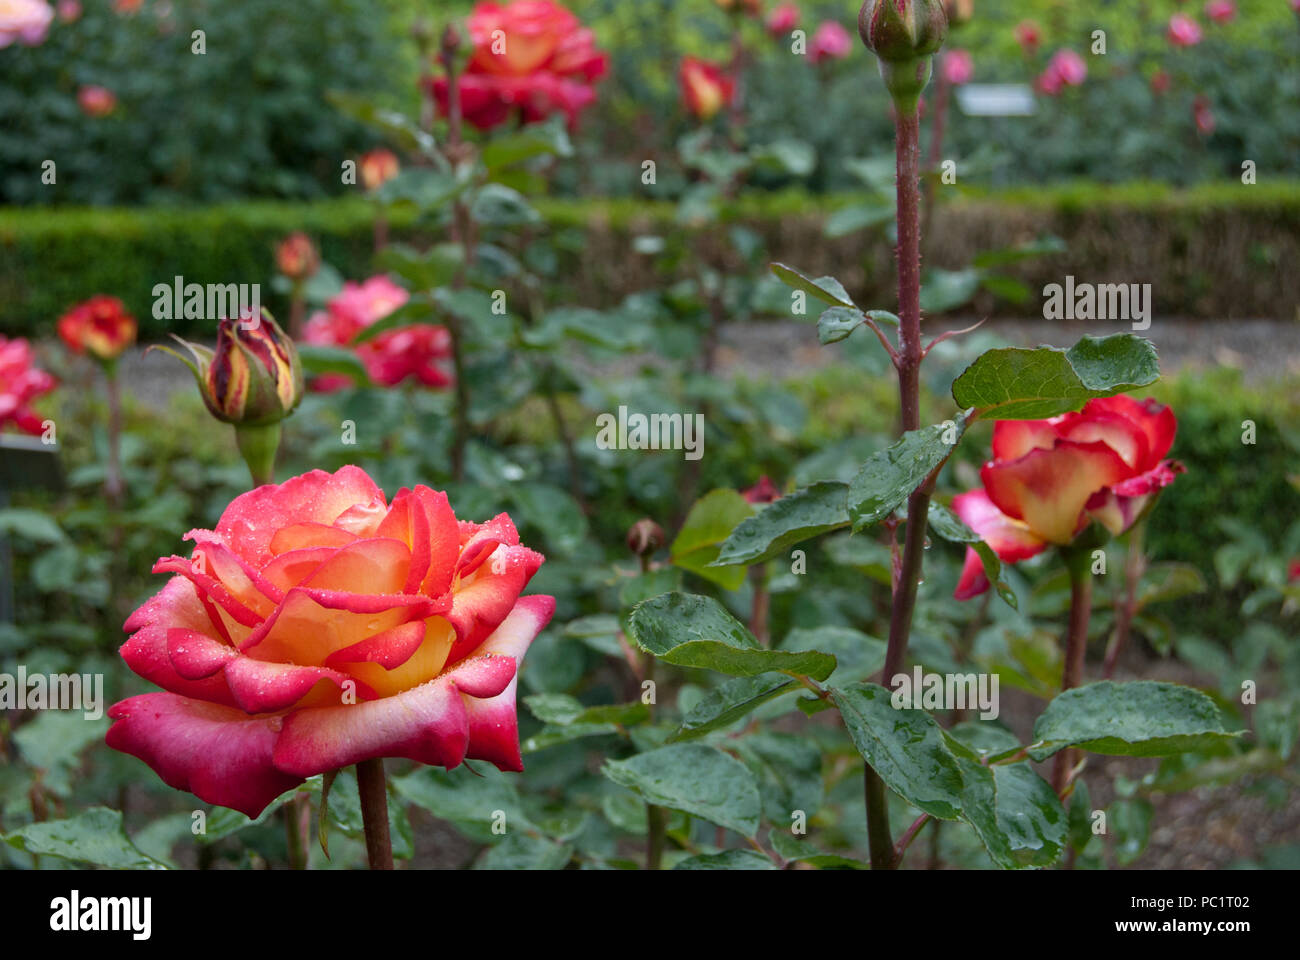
xmin=356 ymin=758 xmax=394 ymax=870
xmin=1052 ymin=556 xmax=1093 ymax=795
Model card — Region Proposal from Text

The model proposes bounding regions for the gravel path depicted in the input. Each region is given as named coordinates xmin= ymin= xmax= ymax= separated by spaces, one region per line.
xmin=111 ymin=317 xmax=1298 ymax=410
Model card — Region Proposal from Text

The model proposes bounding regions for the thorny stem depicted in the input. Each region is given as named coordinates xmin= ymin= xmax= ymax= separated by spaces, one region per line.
xmin=357 ymin=758 xmax=394 ymax=870
xmin=921 ymin=54 xmax=951 ymax=245
xmin=864 ymin=101 xmax=930 ymax=872
xmin=1053 ymin=550 xmax=1094 ymax=795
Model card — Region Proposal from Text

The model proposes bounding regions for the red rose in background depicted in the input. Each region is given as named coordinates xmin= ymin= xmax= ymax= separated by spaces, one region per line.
xmin=766 ymin=2 xmax=800 ymax=36
xmin=680 ymin=57 xmax=735 ymax=120
xmin=941 ymin=49 xmax=974 ymax=85
xmin=1193 ymin=95 xmax=1215 ymax=136
xmin=952 ymin=396 xmax=1184 ymax=599
xmin=304 ymin=276 xmax=452 ymax=391
xmin=431 ymin=1 xmax=608 ymax=131
xmin=77 ymin=84 xmax=117 ymax=117
xmin=0 ymin=336 xmax=56 ymax=435
xmin=1037 ymin=49 xmax=1086 ymax=96
xmin=809 ymin=21 xmax=853 ymax=64
xmin=1168 ymin=13 xmax=1203 ymax=47
xmin=1150 ymin=70 xmax=1172 ymax=95
xmin=106 ymin=466 xmax=553 ymax=816
xmin=1204 ymin=1 xmax=1235 ymax=24
xmin=57 ymin=295 xmax=137 ymax=362
xmin=1013 ymin=20 xmax=1040 ymax=55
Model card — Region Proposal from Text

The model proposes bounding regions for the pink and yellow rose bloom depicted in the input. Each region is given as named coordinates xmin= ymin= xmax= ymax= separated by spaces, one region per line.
xmin=680 ymin=57 xmax=735 ymax=121
xmin=0 ymin=0 xmax=53 ymax=48
xmin=303 ymin=276 xmax=453 ymax=391
xmin=106 ymin=466 xmax=554 ymax=817
xmin=431 ymin=0 xmax=608 ymax=131
xmin=952 ymin=396 xmax=1184 ymax=599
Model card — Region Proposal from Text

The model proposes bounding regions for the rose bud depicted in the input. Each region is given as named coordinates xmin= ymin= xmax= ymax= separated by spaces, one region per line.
xmin=627 ymin=519 xmax=666 ymax=557
xmin=951 ymin=396 xmax=1184 ymax=600
xmin=858 ymin=0 xmax=948 ymax=111
xmin=275 ymin=232 xmax=319 ymax=282
xmin=105 ymin=466 xmax=554 ymax=817
xmin=164 ymin=309 xmax=302 ymax=428
xmin=57 ymin=295 xmax=137 ymax=363
xmin=680 ymin=57 xmax=736 ymax=120
xmin=359 ymin=148 xmax=399 ymax=192
xmin=742 ymin=476 xmax=782 ymax=504
xmin=858 ymin=0 xmax=947 ymax=62
xmin=1204 ymin=1 xmax=1235 ymax=24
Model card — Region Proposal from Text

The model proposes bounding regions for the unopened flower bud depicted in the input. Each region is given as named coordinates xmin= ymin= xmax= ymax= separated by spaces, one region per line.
xmin=627 ymin=519 xmax=666 ymax=557
xmin=858 ymin=0 xmax=948 ymax=111
xmin=164 ymin=309 xmax=303 ymax=427
xmin=275 ymin=232 xmax=319 ymax=282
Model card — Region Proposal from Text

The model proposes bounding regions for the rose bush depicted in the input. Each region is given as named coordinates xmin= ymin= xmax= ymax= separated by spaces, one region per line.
xmin=303 ymin=276 xmax=452 ymax=390
xmin=106 ymin=465 xmax=554 ymax=817
xmin=952 ymin=395 xmax=1184 ymax=599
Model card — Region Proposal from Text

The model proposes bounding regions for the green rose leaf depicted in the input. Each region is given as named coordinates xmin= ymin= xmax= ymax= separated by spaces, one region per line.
xmin=769 ymin=263 xmax=856 ymax=309
xmin=848 ymin=417 xmax=967 ymax=532
xmin=830 ymin=683 xmax=965 ymax=821
xmin=952 ymin=334 xmax=1160 ymax=420
xmin=817 ymin=307 xmax=901 ymax=346
xmin=712 ymin=481 xmax=850 ymax=567
xmin=670 ymin=489 xmax=757 ymax=590
xmin=2 ymin=807 xmax=166 ymax=870
xmin=1028 ymin=681 xmax=1241 ymax=761
xmin=669 ymin=675 xmax=800 ymax=742
xmin=627 ymin=593 xmax=836 ymax=681
xmin=603 ymin=743 xmax=762 ymax=837
xmin=524 ymin=693 xmax=649 ymax=728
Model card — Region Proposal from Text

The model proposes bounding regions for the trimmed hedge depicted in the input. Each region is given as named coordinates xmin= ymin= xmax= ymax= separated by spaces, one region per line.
xmin=2 ymin=180 xmax=1298 ymax=338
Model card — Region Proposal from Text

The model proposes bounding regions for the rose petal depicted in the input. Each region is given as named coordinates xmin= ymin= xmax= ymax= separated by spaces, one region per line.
xmin=121 ymin=578 xmax=239 ymax=706
xmin=982 ymin=440 xmax=1132 ymax=545
xmin=461 ymin=595 xmax=555 ymax=772
xmin=167 ymin=628 xmax=237 ymax=680
xmin=951 ymin=489 xmax=1049 ymax=563
xmin=323 ymin=620 xmax=427 ymax=671
xmin=268 ymin=522 xmax=358 ymax=555
xmin=152 ymin=555 xmax=263 ymax=629
xmin=302 ymin=537 xmax=412 ymax=597
xmin=991 ymin=419 xmax=1060 ymax=462
xmin=444 ymin=544 xmax=544 ymax=664
xmin=106 ymin=693 xmax=302 ymax=819
xmin=457 ymin=514 xmax=520 ymax=577
xmin=223 ymin=657 xmax=375 ymax=713
xmin=1084 ymin=396 xmax=1176 ymax=468
xmin=1054 ymin=410 xmax=1149 ymax=472
xmin=954 ymin=548 xmax=991 ymax=600
xmin=215 ymin=466 xmax=385 ymax=568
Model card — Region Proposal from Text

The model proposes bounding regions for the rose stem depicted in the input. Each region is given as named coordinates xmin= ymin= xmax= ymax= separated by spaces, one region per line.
xmin=356 ymin=758 xmax=394 ymax=870
xmin=442 ymin=25 xmax=473 ymax=484
xmin=1102 ymin=519 xmax=1146 ymax=680
xmin=864 ymin=97 xmax=929 ymax=872
xmin=285 ymin=792 xmax=309 ymax=870
xmin=749 ymin=565 xmax=770 ymax=647
xmin=1053 ymin=548 xmax=1094 ymax=796
xmin=104 ymin=364 xmax=124 ymax=507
